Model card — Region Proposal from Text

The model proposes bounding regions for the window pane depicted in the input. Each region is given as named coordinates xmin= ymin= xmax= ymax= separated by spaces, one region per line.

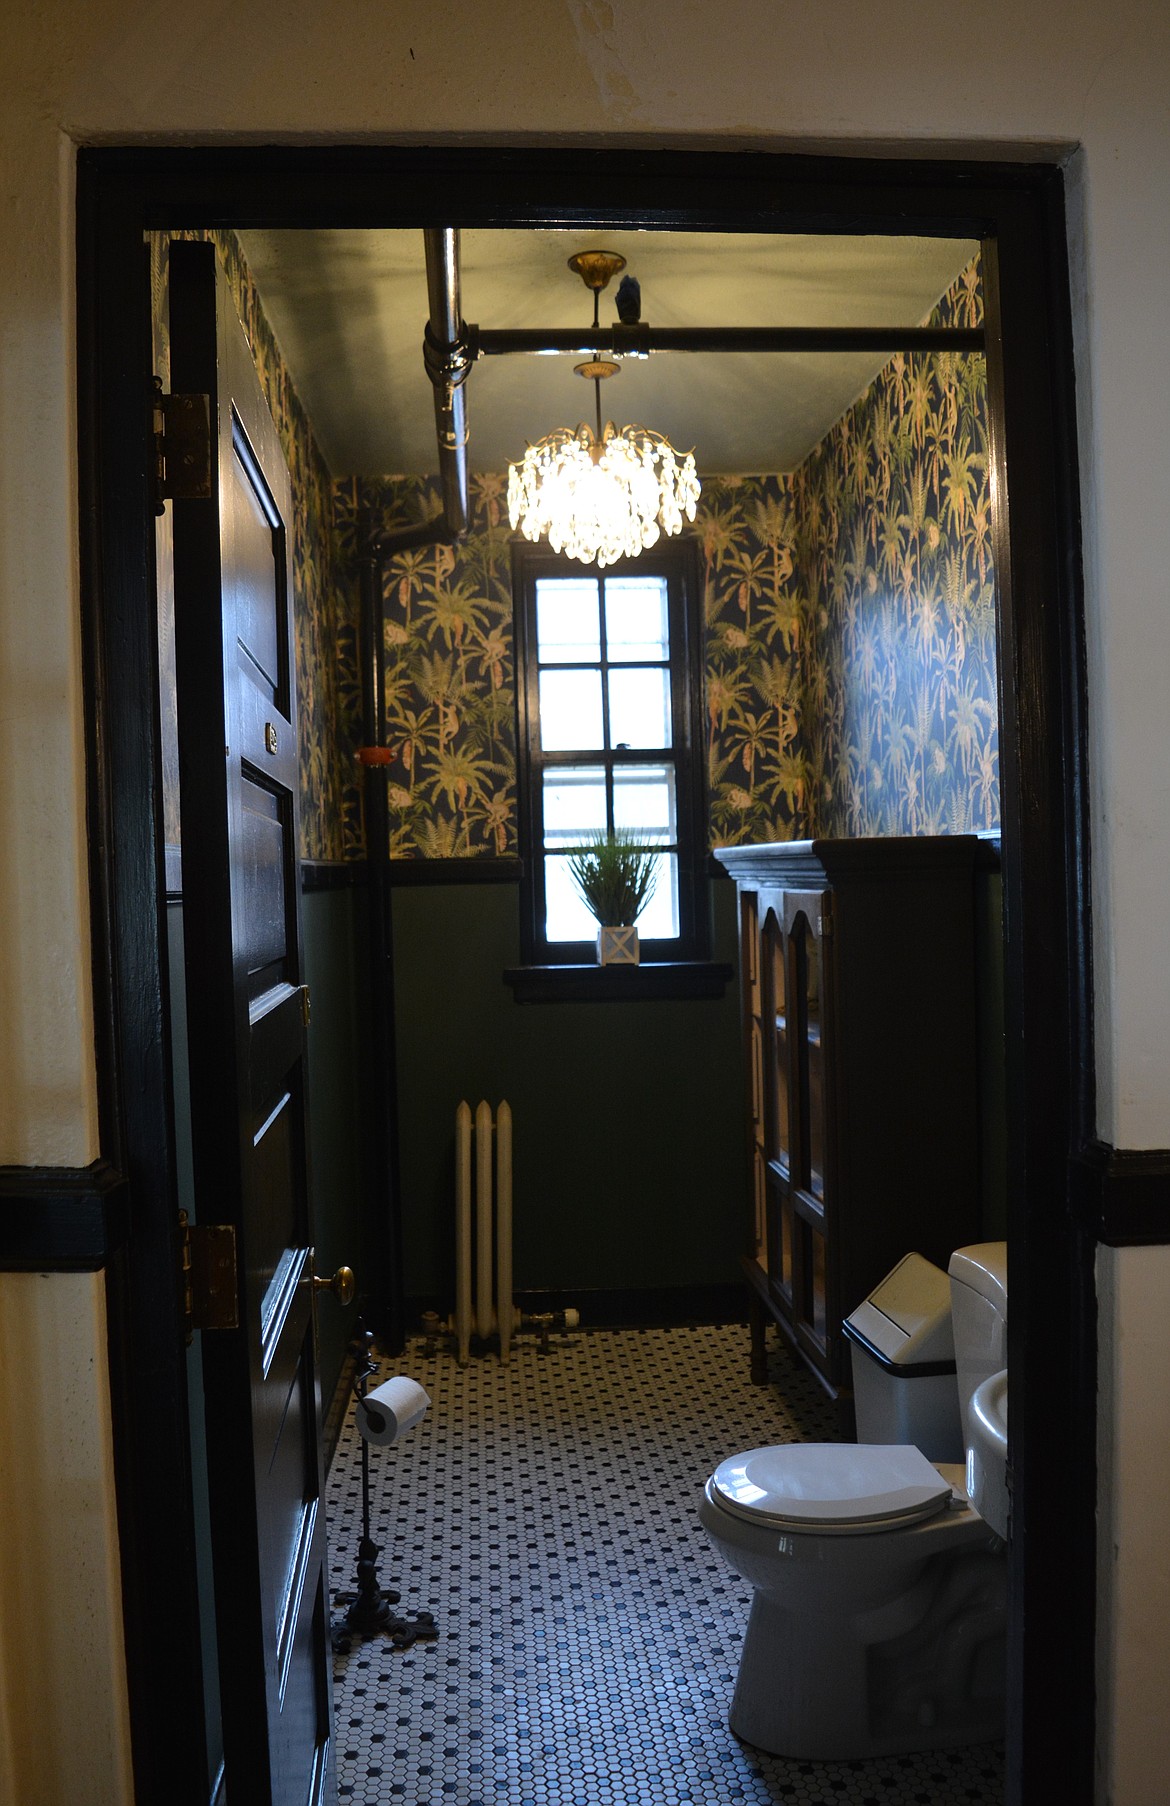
xmin=604 ymin=576 xmax=670 ymax=662
xmin=613 ymin=765 xmax=677 ymax=843
xmin=635 ymin=852 xmax=680 ymax=938
xmin=608 ymin=667 xmax=671 ymax=749
xmin=539 ymin=668 xmax=604 ymax=750
xmin=536 ymin=577 xmax=601 ymax=663
xmin=544 ymin=854 xmax=602 ymax=942
xmin=543 ymin=767 xmax=607 ymax=847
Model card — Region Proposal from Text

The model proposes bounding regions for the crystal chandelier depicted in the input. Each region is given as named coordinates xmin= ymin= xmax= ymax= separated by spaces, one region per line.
xmin=507 ymin=252 xmax=700 ymax=569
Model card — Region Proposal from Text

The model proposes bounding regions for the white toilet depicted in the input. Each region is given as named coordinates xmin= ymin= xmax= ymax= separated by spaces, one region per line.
xmin=699 ymin=1242 xmax=1009 ymax=1761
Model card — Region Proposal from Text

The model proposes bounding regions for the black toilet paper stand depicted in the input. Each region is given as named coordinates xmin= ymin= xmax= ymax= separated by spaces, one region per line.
xmin=332 ymin=1325 xmax=438 ymax=1653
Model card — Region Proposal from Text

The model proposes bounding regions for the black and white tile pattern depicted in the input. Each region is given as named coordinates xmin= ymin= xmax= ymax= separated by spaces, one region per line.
xmin=327 ymin=1325 xmax=1003 ymax=1806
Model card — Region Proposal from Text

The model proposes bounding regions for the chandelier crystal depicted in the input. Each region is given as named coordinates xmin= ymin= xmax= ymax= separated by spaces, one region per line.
xmin=506 ymin=252 xmax=700 ymax=569
xmin=508 ymin=418 xmax=700 ymax=569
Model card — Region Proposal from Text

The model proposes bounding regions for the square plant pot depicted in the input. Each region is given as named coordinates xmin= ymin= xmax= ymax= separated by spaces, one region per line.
xmin=597 ymin=925 xmax=640 ymax=966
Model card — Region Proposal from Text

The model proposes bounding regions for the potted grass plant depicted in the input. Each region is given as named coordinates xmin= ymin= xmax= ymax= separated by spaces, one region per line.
xmin=566 ymin=829 xmax=659 ymax=966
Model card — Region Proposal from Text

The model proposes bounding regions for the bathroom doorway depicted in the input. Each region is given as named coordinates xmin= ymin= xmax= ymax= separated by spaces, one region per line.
xmin=79 ymin=145 xmax=1092 ymax=1806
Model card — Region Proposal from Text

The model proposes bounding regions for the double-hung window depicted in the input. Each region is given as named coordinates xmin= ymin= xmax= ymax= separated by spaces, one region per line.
xmin=513 ymin=541 xmax=708 ymax=967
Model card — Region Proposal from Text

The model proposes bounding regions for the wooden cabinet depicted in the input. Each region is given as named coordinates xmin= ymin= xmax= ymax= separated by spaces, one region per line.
xmin=718 ymin=837 xmax=986 ymax=1414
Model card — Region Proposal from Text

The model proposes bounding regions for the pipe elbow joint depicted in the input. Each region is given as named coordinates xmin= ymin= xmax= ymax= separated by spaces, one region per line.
xmin=423 ymin=321 xmax=474 ymax=391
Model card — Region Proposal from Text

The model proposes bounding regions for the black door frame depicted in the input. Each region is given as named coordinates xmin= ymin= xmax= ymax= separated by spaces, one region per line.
xmin=77 ymin=145 xmax=1093 ymax=1806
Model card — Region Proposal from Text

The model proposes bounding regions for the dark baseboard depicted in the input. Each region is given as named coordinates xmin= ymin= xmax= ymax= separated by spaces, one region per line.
xmin=0 ymin=1160 xmax=130 ymax=1270
xmin=301 ymin=859 xmax=368 ymax=893
xmin=172 ymin=856 xmax=369 ymax=899
xmin=1073 ymin=1141 xmax=1170 ymax=1246
xmin=405 ymin=1282 xmax=748 ymax=1332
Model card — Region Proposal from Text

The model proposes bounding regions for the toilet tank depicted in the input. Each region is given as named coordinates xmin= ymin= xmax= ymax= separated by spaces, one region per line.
xmin=947 ymin=1242 xmax=1008 ymax=1447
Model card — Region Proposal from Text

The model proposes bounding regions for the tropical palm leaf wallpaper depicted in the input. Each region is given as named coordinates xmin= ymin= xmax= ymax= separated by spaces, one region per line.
xmin=697 ymin=473 xmax=809 ymax=846
xmin=157 ymin=238 xmax=996 ymax=868
xmin=332 ymin=467 xmax=813 ymax=860
xmin=330 ymin=256 xmax=995 ymax=859
xmin=796 ymin=266 xmax=996 ymax=836
xmin=331 ymin=467 xmax=816 ymax=857
xmin=332 ymin=473 xmax=517 ymax=859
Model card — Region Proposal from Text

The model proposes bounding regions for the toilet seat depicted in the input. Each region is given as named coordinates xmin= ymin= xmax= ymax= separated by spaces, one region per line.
xmin=709 ymin=1443 xmax=955 ymax=1536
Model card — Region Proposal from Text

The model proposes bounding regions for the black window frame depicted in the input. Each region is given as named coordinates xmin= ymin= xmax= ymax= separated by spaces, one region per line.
xmin=512 ymin=537 xmax=709 ymax=967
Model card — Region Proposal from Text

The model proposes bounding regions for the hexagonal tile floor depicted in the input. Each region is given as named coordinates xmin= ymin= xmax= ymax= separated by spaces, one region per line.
xmin=327 ymin=1324 xmax=1003 ymax=1806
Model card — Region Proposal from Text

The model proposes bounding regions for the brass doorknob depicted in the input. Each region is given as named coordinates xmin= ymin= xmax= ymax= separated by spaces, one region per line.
xmin=313 ymin=1264 xmax=356 ymax=1308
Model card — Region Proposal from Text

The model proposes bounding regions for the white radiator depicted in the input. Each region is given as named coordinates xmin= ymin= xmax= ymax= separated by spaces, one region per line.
xmin=454 ymin=1099 xmax=518 ymax=1365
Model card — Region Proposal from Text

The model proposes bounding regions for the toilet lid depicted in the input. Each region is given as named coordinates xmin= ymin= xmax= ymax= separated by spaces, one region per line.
xmin=710 ymin=1443 xmax=954 ymax=1534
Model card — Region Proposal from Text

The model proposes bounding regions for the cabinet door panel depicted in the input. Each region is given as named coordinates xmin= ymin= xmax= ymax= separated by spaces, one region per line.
xmin=778 ymin=1190 xmax=795 ymax=1304
xmin=763 ymin=911 xmax=791 ymax=1172
xmin=766 ymin=1171 xmax=795 ymax=1307
xmin=804 ymin=930 xmax=826 ymax=1201
xmin=752 ymin=1143 xmax=767 ymax=1262
xmin=750 ymin=1018 xmax=764 ymax=1136
xmin=782 ymin=895 xmax=831 ymax=1207
xmin=790 ymin=1216 xmax=829 ymax=1353
xmin=809 ymin=1224 xmax=828 ymax=1346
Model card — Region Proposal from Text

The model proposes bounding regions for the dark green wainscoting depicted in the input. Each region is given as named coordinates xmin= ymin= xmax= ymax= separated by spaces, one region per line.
xmin=390 ymin=877 xmax=747 ymax=1314
xmin=301 ymin=879 xmax=379 ymax=1409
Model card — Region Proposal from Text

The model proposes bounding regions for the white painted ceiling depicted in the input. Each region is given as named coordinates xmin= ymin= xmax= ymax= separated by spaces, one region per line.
xmin=237 ymin=228 xmax=979 ymax=477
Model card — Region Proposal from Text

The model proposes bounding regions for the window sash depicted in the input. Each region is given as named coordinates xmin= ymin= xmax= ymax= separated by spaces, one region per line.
xmin=514 ymin=544 xmax=708 ymax=967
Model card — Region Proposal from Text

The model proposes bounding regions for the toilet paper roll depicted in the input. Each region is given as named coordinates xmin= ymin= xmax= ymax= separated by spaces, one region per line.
xmin=356 ymin=1375 xmax=431 ymax=1446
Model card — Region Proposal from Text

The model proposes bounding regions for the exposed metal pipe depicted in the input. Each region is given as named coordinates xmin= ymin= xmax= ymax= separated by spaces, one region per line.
xmin=372 ymin=240 xmax=983 ymax=561
xmin=357 ymin=535 xmax=405 ymax=1352
xmin=367 ymin=226 xmax=471 ymax=559
xmin=421 ymin=225 xmax=471 ymax=541
xmin=470 ymin=323 xmax=985 ymax=359
xmin=371 ymin=514 xmax=456 ymax=557
xmin=356 ymin=222 xmax=476 ymax=1344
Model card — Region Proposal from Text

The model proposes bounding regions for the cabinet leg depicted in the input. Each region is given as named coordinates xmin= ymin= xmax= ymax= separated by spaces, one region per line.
xmin=747 ymin=1293 xmax=768 ymax=1385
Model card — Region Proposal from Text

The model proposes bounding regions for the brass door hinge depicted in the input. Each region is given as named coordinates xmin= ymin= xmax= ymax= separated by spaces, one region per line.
xmin=300 ymin=984 xmax=312 ymax=1028
xmin=180 ymin=1210 xmax=239 ymax=1343
xmin=152 ymin=376 xmax=212 ymax=514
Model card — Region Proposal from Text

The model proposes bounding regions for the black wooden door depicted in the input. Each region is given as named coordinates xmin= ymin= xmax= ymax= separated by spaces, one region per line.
xmin=169 ymin=239 xmax=336 ymax=1806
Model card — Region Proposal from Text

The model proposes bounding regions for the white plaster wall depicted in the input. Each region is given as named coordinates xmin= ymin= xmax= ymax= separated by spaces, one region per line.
xmin=0 ymin=122 xmax=97 ymax=1168
xmin=1096 ymin=1245 xmax=1170 ymax=1806
xmin=0 ymin=1273 xmax=133 ymax=1806
xmin=2 ymin=3 xmax=1169 ymax=1802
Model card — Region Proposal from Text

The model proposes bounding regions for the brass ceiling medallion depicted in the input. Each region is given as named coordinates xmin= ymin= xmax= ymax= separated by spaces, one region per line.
xmin=573 ymin=358 xmax=621 ymax=383
xmin=566 ymin=249 xmax=627 ymax=291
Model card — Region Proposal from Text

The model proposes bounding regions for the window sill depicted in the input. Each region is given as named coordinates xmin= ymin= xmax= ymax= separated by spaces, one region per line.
xmin=502 ymin=960 xmax=733 ymax=1003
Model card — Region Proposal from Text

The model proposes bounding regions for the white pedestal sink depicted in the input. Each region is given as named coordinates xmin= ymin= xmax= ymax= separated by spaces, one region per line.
xmin=968 ymin=1367 xmax=1009 ymax=1539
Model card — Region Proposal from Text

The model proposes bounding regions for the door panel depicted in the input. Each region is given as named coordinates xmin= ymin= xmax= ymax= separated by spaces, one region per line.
xmin=169 ymin=238 xmax=335 ymax=1806
xmin=230 ymin=429 xmax=287 ymax=702
xmin=240 ymin=781 xmax=292 ymax=980
xmin=252 ymin=1085 xmax=303 ymax=1313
